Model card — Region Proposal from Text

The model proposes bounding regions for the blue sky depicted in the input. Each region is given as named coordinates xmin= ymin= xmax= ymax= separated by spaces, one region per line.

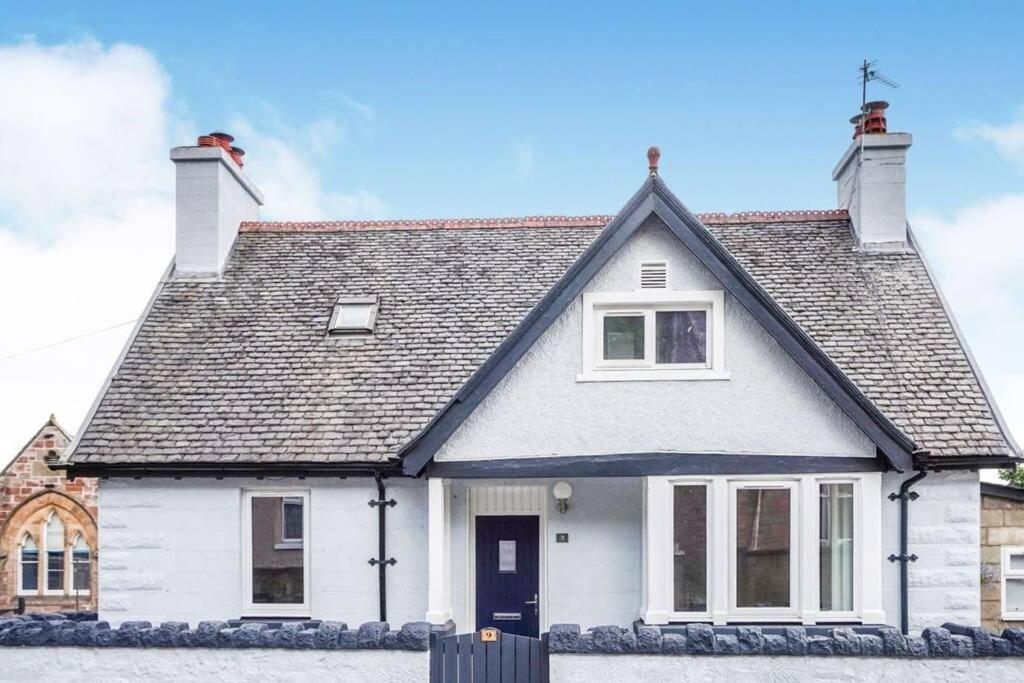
xmin=9 ymin=1 xmax=1024 ymax=217
xmin=1 ymin=2 xmax=1022 ymax=465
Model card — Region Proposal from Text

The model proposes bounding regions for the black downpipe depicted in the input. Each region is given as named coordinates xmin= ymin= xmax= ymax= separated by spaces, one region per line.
xmin=888 ymin=470 xmax=927 ymax=634
xmin=368 ymin=472 xmax=397 ymax=622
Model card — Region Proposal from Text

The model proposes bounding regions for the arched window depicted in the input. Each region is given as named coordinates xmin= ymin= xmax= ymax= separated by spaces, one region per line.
xmin=19 ymin=535 xmax=38 ymax=593
xmin=43 ymin=512 xmax=66 ymax=593
xmin=72 ymin=534 xmax=91 ymax=593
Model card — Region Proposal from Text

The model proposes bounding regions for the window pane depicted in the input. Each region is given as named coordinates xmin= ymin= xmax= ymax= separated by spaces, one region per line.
xmin=1010 ymin=553 xmax=1024 ymax=572
xmin=1007 ymin=579 xmax=1024 ymax=616
xmin=656 ymin=310 xmax=707 ymax=364
xmin=73 ymin=538 xmax=90 ymax=592
xmin=673 ymin=485 xmax=708 ymax=612
xmin=21 ymin=539 xmax=38 ymax=591
xmin=252 ymin=496 xmax=304 ymax=604
xmin=603 ymin=315 xmax=644 ymax=360
xmin=282 ymin=498 xmax=303 ymax=541
xmin=338 ymin=304 xmax=373 ymax=328
xmin=47 ymin=551 xmax=65 ymax=591
xmin=736 ymin=488 xmax=791 ymax=608
xmin=498 ymin=540 xmax=517 ymax=573
xmin=819 ymin=483 xmax=855 ymax=611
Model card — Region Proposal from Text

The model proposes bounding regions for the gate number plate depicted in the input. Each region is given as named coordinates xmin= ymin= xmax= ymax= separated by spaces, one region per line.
xmin=480 ymin=628 xmax=498 ymax=642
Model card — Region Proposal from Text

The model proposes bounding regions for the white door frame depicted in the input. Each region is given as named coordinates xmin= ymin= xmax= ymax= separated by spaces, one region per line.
xmin=466 ymin=484 xmax=548 ymax=633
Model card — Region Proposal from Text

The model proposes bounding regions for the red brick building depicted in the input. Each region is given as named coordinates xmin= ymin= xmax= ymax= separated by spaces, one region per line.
xmin=0 ymin=416 xmax=97 ymax=613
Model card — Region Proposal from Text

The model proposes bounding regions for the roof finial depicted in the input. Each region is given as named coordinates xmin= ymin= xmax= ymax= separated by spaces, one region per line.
xmin=647 ymin=146 xmax=661 ymax=176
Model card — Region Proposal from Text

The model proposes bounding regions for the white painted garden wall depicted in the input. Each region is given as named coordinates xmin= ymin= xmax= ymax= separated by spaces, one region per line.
xmin=549 ymin=653 xmax=1022 ymax=682
xmin=99 ymin=477 xmax=429 ymax=625
xmin=436 ymin=221 xmax=876 ymax=461
xmin=5 ymin=647 xmax=427 ymax=682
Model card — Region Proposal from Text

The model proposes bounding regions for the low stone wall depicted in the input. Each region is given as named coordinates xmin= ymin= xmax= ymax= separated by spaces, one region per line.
xmin=0 ymin=614 xmax=431 ymax=650
xmin=547 ymin=622 xmax=1024 ymax=657
xmin=0 ymin=614 xmax=432 ymax=681
xmin=5 ymin=647 xmax=427 ymax=682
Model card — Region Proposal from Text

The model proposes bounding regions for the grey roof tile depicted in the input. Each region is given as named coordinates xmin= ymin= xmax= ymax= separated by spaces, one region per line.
xmin=70 ymin=214 xmax=1013 ymax=464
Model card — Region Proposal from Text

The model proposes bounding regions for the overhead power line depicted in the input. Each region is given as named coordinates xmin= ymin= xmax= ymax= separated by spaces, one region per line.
xmin=0 ymin=319 xmax=138 ymax=362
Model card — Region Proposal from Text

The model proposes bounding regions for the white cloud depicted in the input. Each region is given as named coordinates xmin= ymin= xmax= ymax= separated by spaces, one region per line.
xmin=230 ymin=116 xmax=386 ymax=220
xmin=0 ymin=38 xmax=385 ymax=467
xmin=955 ymin=108 xmax=1024 ymax=171
xmin=913 ymin=193 xmax=1024 ymax=453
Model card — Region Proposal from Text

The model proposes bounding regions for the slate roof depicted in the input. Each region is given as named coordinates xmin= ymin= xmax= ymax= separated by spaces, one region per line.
xmin=69 ymin=209 xmax=1015 ymax=466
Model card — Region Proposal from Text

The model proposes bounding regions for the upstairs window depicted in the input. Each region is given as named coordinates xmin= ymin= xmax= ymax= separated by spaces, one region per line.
xmin=582 ymin=290 xmax=725 ymax=381
xmin=328 ymin=295 xmax=378 ymax=335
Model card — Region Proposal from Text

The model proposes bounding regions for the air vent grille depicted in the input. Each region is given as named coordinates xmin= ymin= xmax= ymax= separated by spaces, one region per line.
xmin=640 ymin=262 xmax=668 ymax=289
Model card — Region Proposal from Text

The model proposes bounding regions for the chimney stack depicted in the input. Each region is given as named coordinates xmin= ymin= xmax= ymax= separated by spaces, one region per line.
xmin=170 ymin=132 xmax=264 ymax=276
xmin=832 ymin=101 xmax=912 ymax=249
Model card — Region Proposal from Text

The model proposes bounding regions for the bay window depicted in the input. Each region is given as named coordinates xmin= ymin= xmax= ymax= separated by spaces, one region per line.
xmin=242 ymin=490 xmax=310 ymax=617
xmin=646 ymin=472 xmax=882 ymax=625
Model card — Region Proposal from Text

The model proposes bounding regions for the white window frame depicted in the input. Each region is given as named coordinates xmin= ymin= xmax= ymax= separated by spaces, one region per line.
xmin=280 ymin=496 xmax=304 ymax=544
xmin=70 ymin=533 xmax=92 ymax=595
xmin=580 ymin=290 xmax=727 ymax=381
xmin=669 ymin=480 xmax=713 ymax=622
xmin=16 ymin=533 xmax=38 ymax=596
xmin=242 ymin=489 xmax=312 ymax=617
xmin=1001 ymin=546 xmax=1024 ymax=621
xmin=328 ymin=295 xmax=379 ymax=335
xmin=728 ymin=480 xmax=800 ymax=620
xmin=643 ymin=472 xmax=883 ymax=625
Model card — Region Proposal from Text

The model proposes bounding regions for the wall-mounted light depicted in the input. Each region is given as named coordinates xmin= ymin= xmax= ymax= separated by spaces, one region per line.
xmin=553 ymin=481 xmax=573 ymax=514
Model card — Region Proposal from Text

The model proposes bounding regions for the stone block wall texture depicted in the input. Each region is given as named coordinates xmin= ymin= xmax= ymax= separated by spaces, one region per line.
xmin=882 ymin=471 xmax=980 ymax=631
xmin=0 ymin=420 xmax=98 ymax=613
xmin=981 ymin=491 xmax=1024 ymax=633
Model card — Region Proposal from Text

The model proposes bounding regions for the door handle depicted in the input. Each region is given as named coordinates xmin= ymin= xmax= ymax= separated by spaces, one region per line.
xmin=524 ymin=593 xmax=538 ymax=615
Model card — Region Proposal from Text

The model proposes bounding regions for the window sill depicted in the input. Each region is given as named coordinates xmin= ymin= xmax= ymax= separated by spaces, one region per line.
xmin=577 ymin=369 xmax=730 ymax=382
xmin=274 ymin=542 xmax=303 ymax=550
xmin=1001 ymin=613 xmax=1024 ymax=621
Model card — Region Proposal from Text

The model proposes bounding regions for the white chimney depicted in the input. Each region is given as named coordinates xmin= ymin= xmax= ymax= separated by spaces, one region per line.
xmin=170 ymin=133 xmax=263 ymax=276
xmin=832 ymin=102 xmax=912 ymax=249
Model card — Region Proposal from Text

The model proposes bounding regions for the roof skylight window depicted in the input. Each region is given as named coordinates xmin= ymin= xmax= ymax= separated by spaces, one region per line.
xmin=328 ymin=295 xmax=379 ymax=335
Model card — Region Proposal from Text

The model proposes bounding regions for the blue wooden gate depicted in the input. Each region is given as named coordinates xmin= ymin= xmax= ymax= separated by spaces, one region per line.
xmin=430 ymin=629 xmax=548 ymax=683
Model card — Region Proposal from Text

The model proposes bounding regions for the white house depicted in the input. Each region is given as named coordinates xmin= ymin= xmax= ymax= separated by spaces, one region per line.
xmin=62 ymin=110 xmax=1018 ymax=638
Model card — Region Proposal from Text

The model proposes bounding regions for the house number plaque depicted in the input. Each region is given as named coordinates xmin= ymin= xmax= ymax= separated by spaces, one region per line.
xmin=480 ymin=628 xmax=498 ymax=642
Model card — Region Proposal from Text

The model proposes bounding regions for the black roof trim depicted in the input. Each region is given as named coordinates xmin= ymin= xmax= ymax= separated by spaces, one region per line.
xmin=399 ymin=176 xmax=917 ymax=475
xmin=60 ymin=461 xmax=403 ymax=480
xmin=981 ymin=482 xmax=1024 ymax=502
xmin=427 ymin=453 xmax=882 ymax=479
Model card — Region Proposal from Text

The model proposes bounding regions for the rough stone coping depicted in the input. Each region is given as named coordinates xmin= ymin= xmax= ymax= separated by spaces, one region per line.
xmin=547 ymin=623 xmax=1024 ymax=658
xmin=0 ymin=614 xmax=430 ymax=651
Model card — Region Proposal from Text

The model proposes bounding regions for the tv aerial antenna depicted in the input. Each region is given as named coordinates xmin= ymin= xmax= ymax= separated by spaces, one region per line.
xmin=857 ymin=59 xmax=899 ymax=120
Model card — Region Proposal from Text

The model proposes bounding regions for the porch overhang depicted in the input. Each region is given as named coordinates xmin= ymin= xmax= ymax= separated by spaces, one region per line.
xmin=425 ymin=452 xmax=882 ymax=479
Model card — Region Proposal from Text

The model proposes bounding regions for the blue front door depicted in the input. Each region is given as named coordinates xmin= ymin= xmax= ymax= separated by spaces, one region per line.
xmin=475 ymin=515 xmax=540 ymax=638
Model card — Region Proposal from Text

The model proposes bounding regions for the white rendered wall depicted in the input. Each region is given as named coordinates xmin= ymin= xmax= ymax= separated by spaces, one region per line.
xmin=436 ymin=221 xmax=875 ymax=461
xmin=99 ymin=478 xmax=428 ymax=625
xmin=550 ymin=654 xmax=1021 ymax=682
xmin=448 ymin=478 xmax=643 ymax=631
xmin=5 ymin=648 xmax=427 ymax=682
xmin=881 ymin=471 xmax=981 ymax=632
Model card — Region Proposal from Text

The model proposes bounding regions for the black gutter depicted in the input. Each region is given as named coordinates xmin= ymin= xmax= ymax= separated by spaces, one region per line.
xmin=368 ymin=472 xmax=397 ymax=622
xmin=981 ymin=482 xmax=1024 ymax=503
xmin=888 ymin=469 xmax=927 ymax=635
xmin=59 ymin=462 xmax=405 ymax=480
